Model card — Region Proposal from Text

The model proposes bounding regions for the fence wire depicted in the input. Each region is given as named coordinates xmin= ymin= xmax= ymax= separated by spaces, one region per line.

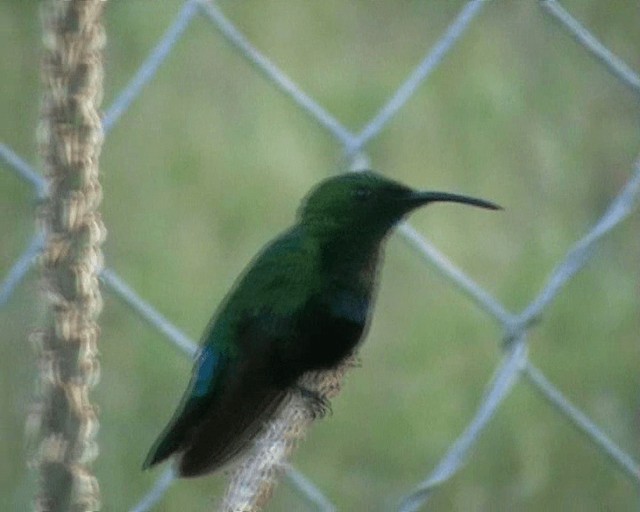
xmin=1 ymin=0 xmax=639 ymax=510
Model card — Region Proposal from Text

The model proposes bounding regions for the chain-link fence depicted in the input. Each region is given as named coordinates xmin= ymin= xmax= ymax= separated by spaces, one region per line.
xmin=1 ymin=0 xmax=639 ymax=510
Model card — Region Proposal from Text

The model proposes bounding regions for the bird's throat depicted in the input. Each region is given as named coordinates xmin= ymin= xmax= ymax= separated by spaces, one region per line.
xmin=319 ymin=234 xmax=384 ymax=294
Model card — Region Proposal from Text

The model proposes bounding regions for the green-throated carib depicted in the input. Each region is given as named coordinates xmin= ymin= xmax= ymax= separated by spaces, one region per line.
xmin=143 ymin=170 xmax=500 ymax=477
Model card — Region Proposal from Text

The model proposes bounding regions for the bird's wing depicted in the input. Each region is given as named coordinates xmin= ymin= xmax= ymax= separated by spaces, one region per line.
xmin=142 ymin=342 xmax=230 ymax=470
xmin=143 ymin=330 xmax=285 ymax=476
xmin=176 ymin=315 xmax=292 ymax=477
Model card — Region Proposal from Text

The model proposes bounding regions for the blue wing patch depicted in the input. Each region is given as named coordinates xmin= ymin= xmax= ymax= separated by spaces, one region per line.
xmin=193 ymin=346 xmax=220 ymax=397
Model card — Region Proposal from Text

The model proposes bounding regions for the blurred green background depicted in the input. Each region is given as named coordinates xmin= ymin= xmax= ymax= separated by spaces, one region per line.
xmin=1 ymin=1 xmax=639 ymax=510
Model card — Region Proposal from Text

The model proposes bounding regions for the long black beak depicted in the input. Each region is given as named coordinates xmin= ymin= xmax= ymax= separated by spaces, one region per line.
xmin=408 ymin=190 xmax=501 ymax=211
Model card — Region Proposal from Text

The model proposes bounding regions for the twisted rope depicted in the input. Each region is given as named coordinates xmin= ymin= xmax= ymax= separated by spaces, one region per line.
xmin=27 ymin=1 xmax=106 ymax=510
xmin=220 ymin=356 xmax=356 ymax=511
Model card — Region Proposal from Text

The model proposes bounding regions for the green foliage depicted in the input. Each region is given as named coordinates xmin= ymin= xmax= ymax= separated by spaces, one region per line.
xmin=1 ymin=1 xmax=638 ymax=510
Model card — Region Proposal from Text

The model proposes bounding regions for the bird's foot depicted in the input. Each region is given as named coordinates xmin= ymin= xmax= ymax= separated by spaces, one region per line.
xmin=294 ymin=385 xmax=332 ymax=419
xmin=346 ymin=355 xmax=362 ymax=368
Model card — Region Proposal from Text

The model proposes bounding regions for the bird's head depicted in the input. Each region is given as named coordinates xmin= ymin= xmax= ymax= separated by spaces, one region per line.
xmin=298 ymin=170 xmax=500 ymax=241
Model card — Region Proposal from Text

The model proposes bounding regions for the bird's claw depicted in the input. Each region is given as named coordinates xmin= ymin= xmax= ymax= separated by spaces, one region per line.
xmin=294 ymin=385 xmax=332 ymax=419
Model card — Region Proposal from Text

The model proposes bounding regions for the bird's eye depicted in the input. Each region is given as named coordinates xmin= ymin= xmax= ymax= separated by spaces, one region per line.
xmin=352 ymin=187 xmax=372 ymax=201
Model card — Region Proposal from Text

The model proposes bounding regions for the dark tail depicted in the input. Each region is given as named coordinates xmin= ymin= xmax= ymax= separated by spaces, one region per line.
xmin=177 ymin=384 xmax=287 ymax=477
xmin=143 ymin=414 xmax=191 ymax=470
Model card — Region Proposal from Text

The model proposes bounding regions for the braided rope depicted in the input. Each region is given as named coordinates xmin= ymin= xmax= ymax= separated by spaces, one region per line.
xmin=27 ymin=1 xmax=106 ymax=510
xmin=220 ymin=355 xmax=357 ymax=511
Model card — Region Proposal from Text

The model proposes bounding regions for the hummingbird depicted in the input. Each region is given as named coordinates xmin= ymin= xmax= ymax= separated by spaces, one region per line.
xmin=143 ymin=170 xmax=500 ymax=477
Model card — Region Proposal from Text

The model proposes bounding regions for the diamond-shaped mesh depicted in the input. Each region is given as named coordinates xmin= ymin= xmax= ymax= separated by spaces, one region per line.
xmin=1 ymin=0 xmax=638 ymax=510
